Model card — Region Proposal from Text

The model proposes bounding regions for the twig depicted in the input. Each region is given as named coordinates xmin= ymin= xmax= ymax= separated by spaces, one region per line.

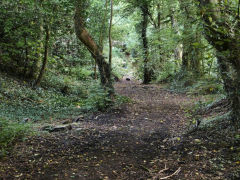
xmin=159 ymin=167 xmax=181 ymax=180
xmin=158 ymin=164 xmax=169 ymax=173
xmin=140 ymin=165 xmax=151 ymax=172
xmin=152 ymin=164 xmax=169 ymax=180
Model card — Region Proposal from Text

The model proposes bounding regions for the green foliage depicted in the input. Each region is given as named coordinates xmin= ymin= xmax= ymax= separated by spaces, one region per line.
xmin=169 ymin=71 xmax=223 ymax=95
xmin=187 ymin=78 xmax=223 ymax=95
xmin=0 ymin=0 xmax=76 ymax=79
xmin=0 ymin=118 xmax=30 ymax=157
xmin=0 ymin=72 xmax=86 ymax=122
xmin=114 ymin=94 xmax=132 ymax=106
xmin=83 ymin=84 xmax=113 ymax=112
xmin=83 ymin=82 xmax=131 ymax=112
xmin=73 ymin=67 xmax=92 ymax=81
xmin=169 ymin=71 xmax=196 ymax=92
xmin=155 ymin=61 xmax=176 ymax=83
xmin=0 ymin=0 xmax=232 ymax=122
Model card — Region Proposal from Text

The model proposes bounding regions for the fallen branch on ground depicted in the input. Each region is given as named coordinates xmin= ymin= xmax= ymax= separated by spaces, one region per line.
xmin=159 ymin=167 xmax=181 ymax=180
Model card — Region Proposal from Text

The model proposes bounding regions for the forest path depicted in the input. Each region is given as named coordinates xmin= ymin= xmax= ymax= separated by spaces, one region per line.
xmin=1 ymin=80 xmax=200 ymax=180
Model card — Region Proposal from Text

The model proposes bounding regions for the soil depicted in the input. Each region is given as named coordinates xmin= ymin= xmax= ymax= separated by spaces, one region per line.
xmin=0 ymin=80 xmax=239 ymax=180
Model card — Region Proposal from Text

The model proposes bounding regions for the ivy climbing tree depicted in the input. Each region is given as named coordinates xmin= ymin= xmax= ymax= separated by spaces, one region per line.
xmin=197 ymin=0 xmax=240 ymax=127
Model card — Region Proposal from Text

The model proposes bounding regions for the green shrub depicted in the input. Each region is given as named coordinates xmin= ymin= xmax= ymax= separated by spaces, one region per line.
xmin=83 ymin=82 xmax=132 ymax=112
xmin=114 ymin=94 xmax=132 ymax=107
xmin=155 ymin=62 xmax=175 ymax=83
xmin=70 ymin=67 xmax=92 ymax=81
xmin=83 ymin=84 xmax=112 ymax=111
xmin=169 ymin=72 xmax=223 ymax=95
xmin=187 ymin=77 xmax=223 ymax=95
xmin=0 ymin=118 xmax=30 ymax=157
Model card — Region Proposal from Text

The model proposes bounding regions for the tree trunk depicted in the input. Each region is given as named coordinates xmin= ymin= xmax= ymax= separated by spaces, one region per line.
xmin=34 ymin=25 xmax=50 ymax=86
xmin=198 ymin=0 xmax=240 ymax=127
xmin=95 ymin=0 xmax=109 ymax=80
xmin=180 ymin=0 xmax=201 ymax=75
xmin=157 ymin=4 xmax=161 ymax=28
xmin=109 ymin=0 xmax=113 ymax=68
xmin=30 ymin=0 xmax=44 ymax=79
xmin=23 ymin=36 xmax=29 ymax=77
xmin=217 ymin=52 xmax=240 ymax=126
xmin=141 ymin=5 xmax=152 ymax=84
xmin=74 ymin=0 xmax=113 ymax=93
xmin=179 ymin=0 xmax=190 ymax=72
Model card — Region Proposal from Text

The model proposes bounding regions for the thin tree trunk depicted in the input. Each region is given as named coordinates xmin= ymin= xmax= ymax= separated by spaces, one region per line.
xmin=179 ymin=0 xmax=190 ymax=72
xmin=108 ymin=0 xmax=114 ymax=97
xmin=109 ymin=0 xmax=113 ymax=68
xmin=180 ymin=0 xmax=202 ymax=75
xmin=94 ymin=0 xmax=109 ymax=80
xmin=157 ymin=4 xmax=161 ymax=28
xmin=34 ymin=25 xmax=50 ymax=86
xmin=23 ymin=36 xmax=29 ymax=77
xmin=30 ymin=0 xmax=43 ymax=79
xmin=94 ymin=63 xmax=97 ymax=79
xmin=141 ymin=6 xmax=152 ymax=84
xmin=99 ymin=0 xmax=108 ymax=52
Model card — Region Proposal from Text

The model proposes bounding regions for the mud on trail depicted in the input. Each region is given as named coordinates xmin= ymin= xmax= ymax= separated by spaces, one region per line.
xmin=0 ymin=81 xmax=237 ymax=179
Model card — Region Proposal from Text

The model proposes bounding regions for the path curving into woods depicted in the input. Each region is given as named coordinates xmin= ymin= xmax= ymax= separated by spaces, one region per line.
xmin=0 ymin=80 xmax=230 ymax=179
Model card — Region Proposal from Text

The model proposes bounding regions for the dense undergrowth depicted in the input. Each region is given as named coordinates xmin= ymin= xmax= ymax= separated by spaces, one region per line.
xmin=156 ymin=71 xmax=224 ymax=96
xmin=0 ymin=118 xmax=31 ymax=157
xmin=0 ymin=71 xmax=129 ymax=155
xmin=0 ymin=72 xmax=84 ymax=122
xmin=0 ymin=72 xmax=128 ymax=122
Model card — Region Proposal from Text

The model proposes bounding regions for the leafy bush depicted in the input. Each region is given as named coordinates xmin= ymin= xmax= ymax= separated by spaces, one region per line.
xmin=83 ymin=84 xmax=112 ymax=111
xmin=155 ymin=61 xmax=176 ymax=83
xmin=114 ymin=94 xmax=132 ymax=107
xmin=73 ymin=67 xmax=92 ymax=81
xmin=83 ymin=83 xmax=131 ymax=112
xmin=0 ymin=118 xmax=30 ymax=157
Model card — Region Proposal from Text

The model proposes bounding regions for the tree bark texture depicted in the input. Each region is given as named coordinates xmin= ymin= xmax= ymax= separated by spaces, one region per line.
xmin=141 ymin=5 xmax=152 ymax=84
xmin=74 ymin=0 xmax=113 ymax=91
xmin=198 ymin=0 xmax=240 ymax=126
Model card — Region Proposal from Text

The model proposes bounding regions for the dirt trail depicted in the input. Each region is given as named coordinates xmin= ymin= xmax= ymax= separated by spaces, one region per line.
xmin=0 ymin=81 xmax=217 ymax=179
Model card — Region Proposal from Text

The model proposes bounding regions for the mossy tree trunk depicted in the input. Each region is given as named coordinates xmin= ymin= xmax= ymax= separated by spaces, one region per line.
xmin=141 ymin=5 xmax=152 ymax=84
xmin=198 ymin=0 xmax=240 ymax=127
xmin=34 ymin=25 xmax=50 ymax=86
xmin=29 ymin=0 xmax=44 ymax=79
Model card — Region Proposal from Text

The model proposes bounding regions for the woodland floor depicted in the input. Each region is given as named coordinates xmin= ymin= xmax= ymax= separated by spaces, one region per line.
xmin=0 ymin=80 xmax=239 ymax=180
